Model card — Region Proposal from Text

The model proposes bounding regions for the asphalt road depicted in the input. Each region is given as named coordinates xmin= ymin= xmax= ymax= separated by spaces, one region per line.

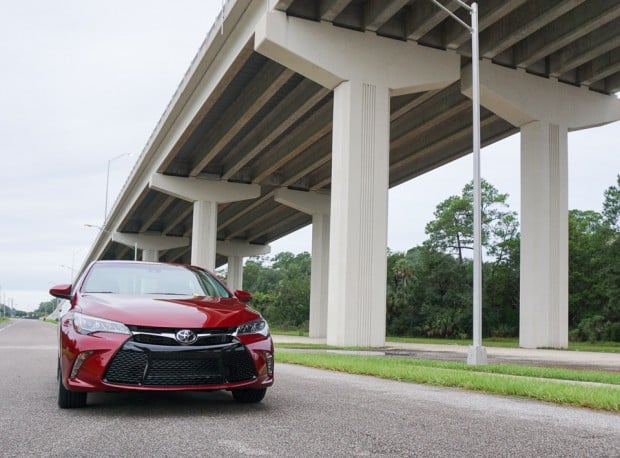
xmin=1 ymin=319 xmax=619 ymax=457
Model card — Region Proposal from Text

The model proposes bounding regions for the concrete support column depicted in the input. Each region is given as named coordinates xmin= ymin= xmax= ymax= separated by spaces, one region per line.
xmin=227 ymin=255 xmax=243 ymax=292
xmin=520 ymin=121 xmax=568 ymax=348
xmin=462 ymin=60 xmax=620 ymax=349
xmin=142 ymin=249 xmax=159 ymax=262
xmin=216 ymin=240 xmax=271 ymax=292
xmin=274 ymin=188 xmax=330 ymax=338
xmin=310 ymin=213 xmax=329 ymax=338
xmin=111 ymin=233 xmax=189 ymax=262
xmin=192 ymin=200 xmax=218 ymax=270
xmin=149 ymin=174 xmax=260 ymax=271
xmin=255 ymin=9 xmax=459 ymax=347
xmin=327 ymin=80 xmax=390 ymax=347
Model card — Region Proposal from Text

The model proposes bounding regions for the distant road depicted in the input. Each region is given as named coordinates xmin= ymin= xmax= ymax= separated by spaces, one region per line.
xmin=1 ymin=319 xmax=618 ymax=457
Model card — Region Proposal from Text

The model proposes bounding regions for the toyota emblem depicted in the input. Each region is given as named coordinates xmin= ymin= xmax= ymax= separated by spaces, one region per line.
xmin=175 ymin=329 xmax=197 ymax=345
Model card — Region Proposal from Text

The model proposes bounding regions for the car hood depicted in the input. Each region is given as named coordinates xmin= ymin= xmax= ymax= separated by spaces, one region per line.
xmin=76 ymin=294 xmax=260 ymax=329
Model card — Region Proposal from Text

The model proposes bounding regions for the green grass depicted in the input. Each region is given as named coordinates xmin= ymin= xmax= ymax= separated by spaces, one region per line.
xmin=276 ymin=339 xmax=620 ymax=356
xmin=386 ymin=336 xmax=620 ymax=353
xmin=276 ymin=347 xmax=620 ymax=384
xmin=276 ymin=343 xmax=379 ymax=351
xmin=387 ymin=336 xmax=519 ymax=348
xmin=277 ymin=351 xmax=620 ymax=412
xmin=565 ymin=341 xmax=620 ymax=353
xmin=270 ymin=328 xmax=309 ymax=337
xmin=274 ymin=332 xmax=620 ymax=352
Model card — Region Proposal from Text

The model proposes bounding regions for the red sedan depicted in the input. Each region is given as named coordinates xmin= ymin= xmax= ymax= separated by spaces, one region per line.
xmin=50 ymin=260 xmax=274 ymax=408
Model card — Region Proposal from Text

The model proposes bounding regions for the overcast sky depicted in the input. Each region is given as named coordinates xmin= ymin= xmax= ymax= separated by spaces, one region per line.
xmin=1 ymin=1 xmax=619 ymax=312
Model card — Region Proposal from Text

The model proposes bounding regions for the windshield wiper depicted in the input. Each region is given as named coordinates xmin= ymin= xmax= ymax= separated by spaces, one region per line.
xmin=145 ymin=292 xmax=190 ymax=296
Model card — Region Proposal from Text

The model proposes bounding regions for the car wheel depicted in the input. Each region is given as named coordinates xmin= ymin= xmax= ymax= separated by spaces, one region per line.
xmin=57 ymin=365 xmax=87 ymax=409
xmin=231 ymin=388 xmax=267 ymax=403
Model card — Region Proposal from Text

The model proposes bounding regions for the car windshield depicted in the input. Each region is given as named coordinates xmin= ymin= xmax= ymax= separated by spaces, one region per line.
xmin=81 ymin=262 xmax=231 ymax=297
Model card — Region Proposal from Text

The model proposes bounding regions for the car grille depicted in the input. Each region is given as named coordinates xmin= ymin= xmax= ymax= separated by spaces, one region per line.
xmin=127 ymin=325 xmax=237 ymax=346
xmin=104 ymin=333 xmax=257 ymax=386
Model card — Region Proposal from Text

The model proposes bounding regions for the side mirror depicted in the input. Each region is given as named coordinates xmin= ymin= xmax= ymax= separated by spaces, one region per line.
xmin=234 ymin=290 xmax=252 ymax=303
xmin=49 ymin=284 xmax=72 ymax=300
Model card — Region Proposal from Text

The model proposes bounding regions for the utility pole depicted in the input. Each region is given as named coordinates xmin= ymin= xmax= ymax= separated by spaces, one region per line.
xmin=431 ymin=0 xmax=487 ymax=365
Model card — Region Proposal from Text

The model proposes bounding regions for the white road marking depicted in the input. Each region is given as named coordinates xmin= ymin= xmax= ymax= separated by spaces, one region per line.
xmin=0 ymin=321 xmax=16 ymax=333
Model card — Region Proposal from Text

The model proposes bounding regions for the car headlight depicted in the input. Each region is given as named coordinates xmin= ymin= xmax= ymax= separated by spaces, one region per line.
xmin=72 ymin=312 xmax=130 ymax=335
xmin=235 ymin=319 xmax=269 ymax=337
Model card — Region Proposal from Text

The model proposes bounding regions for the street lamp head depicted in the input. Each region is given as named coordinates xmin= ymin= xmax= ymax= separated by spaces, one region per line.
xmin=84 ymin=223 xmax=111 ymax=234
xmin=109 ymin=152 xmax=133 ymax=162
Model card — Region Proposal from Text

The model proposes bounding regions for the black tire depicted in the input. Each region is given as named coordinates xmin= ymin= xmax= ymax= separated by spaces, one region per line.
xmin=57 ymin=365 xmax=87 ymax=409
xmin=231 ymin=388 xmax=267 ymax=403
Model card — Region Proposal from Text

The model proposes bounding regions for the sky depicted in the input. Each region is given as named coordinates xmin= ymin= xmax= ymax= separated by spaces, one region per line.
xmin=1 ymin=1 xmax=618 ymax=312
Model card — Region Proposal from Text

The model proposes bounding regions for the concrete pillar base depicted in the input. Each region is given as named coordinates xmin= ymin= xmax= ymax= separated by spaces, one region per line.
xmin=309 ymin=213 xmax=329 ymax=338
xmin=327 ymin=80 xmax=389 ymax=348
xmin=274 ymin=188 xmax=330 ymax=338
xmin=142 ymin=249 xmax=159 ymax=262
xmin=216 ymin=240 xmax=271 ymax=291
xmin=149 ymin=174 xmax=260 ymax=271
xmin=227 ymin=255 xmax=243 ymax=292
xmin=467 ymin=346 xmax=488 ymax=366
xmin=520 ymin=121 xmax=568 ymax=349
xmin=192 ymin=200 xmax=218 ymax=270
xmin=111 ymin=233 xmax=189 ymax=262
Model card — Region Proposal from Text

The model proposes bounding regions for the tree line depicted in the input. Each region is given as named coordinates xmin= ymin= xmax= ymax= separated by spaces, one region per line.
xmin=243 ymin=175 xmax=620 ymax=342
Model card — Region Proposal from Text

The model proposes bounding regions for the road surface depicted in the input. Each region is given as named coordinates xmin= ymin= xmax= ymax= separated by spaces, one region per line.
xmin=1 ymin=319 xmax=618 ymax=457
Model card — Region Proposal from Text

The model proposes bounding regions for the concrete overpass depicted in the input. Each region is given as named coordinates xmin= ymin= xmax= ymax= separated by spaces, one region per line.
xmin=81 ymin=0 xmax=620 ymax=349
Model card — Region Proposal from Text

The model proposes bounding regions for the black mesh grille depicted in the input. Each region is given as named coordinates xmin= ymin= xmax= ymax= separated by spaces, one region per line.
xmin=144 ymin=357 xmax=224 ymax=385
xmin=103 ymin=341 xmax=257 ymax=386
xmin=225 ymin=348 xmax=258 ymax=382
xmin=131 ymin=334 xmax=177 ymax=346
xmin=105 ymin=351 xmax=148 ymax=384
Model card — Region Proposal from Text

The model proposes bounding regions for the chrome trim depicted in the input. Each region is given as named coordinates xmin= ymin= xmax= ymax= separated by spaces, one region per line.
xmin=131 ymin=331 xmax=222 ymax=339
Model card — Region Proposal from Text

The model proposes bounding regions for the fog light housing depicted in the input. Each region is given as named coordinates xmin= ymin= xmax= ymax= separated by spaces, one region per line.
xmin=70 ymin=351 xmax=93 ymax=378
xmin=265 ymin=352 xmax=274 ymax=376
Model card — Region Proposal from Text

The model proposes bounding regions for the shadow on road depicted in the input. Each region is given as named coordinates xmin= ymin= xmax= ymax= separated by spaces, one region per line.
xmin=72 ymin=390 xmax=274 ymax=417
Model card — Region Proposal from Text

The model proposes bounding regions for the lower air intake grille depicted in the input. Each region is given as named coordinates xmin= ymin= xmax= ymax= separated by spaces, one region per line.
xmin=104 ymin=342 xmax=256 ymax=386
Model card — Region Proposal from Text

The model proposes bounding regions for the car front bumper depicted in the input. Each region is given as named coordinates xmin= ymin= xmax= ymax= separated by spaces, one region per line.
xmin=60 ymin=328 xmax=274 ymax=392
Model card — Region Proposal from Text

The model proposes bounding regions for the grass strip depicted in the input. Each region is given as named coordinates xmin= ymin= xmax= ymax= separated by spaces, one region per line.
xmin=272 ymin=332 xmax=620 ymax=353
xmin=277 ymin=351 xmax=620 ymax=412
xmin=387 ymin=336 xmax=519 ymax=348
xmin=385 ymin=336 xmax=620 ymax=353
xmin=275 ymin=344 xmax=620 ymax=385
xmin=566 ymin=341 xmax=620 ymax=353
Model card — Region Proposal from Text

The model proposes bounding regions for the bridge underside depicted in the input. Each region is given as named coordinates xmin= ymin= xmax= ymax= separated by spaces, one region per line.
xmin=106 ymin=44 xmax=515 ymax=266
xmin=85 ymin=0 xmax=620 ymax=349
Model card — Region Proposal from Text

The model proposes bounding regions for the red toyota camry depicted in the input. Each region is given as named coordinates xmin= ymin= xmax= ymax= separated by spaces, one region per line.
xmin=50 ymin=260 xmax=274 ymax=408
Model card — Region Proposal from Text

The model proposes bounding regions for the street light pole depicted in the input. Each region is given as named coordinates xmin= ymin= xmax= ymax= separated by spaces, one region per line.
xmin=85 ymin=223 xmax=138 ymax=261
xmin=60 ymin=265 xmax=75 ymax=282
xmin=104 ymin=152 xmax=132 ymax=223
xmin=431 ymin=0 xmax=486 ymax=365
xmin=469 ymin=2 xmax=487 ymax=365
